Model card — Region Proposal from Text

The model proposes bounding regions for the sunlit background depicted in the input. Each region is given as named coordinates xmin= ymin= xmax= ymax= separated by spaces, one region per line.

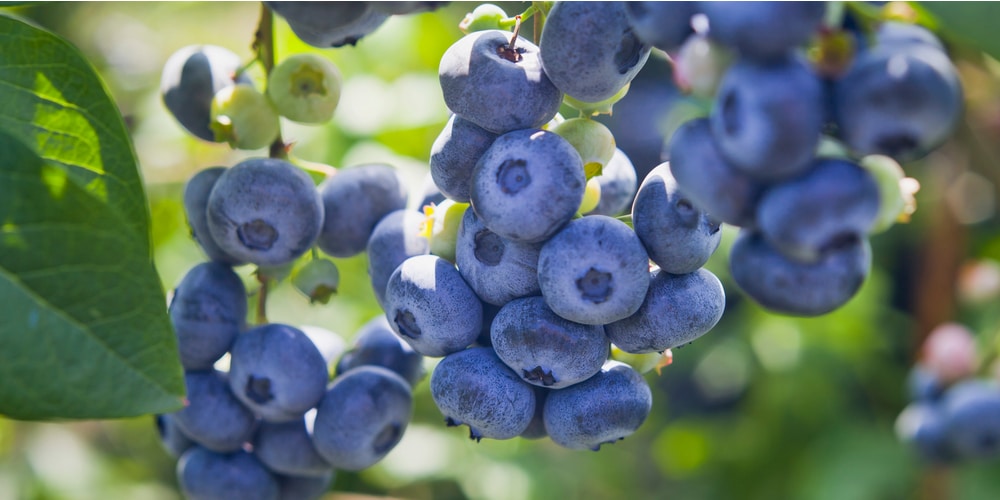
xmin=3 ymin=2 xmax=1000 ymax=499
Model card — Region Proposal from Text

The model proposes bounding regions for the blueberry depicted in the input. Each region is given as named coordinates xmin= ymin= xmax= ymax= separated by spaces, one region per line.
xmin=587 ymin=148 xmax=639 ymax=217
xmin=668 ymin=117 xmax=764 ymax=227
xmin=266 ymin=1 xmax=389 ymax=48
xmin=605 ymin=268 xmax=725 ymax=354
xmin=756 ymin=158 xmax=881 ymax=263
xmin=384 ymin=254 xmax=483 ymax=357
xmin=631 ymin=163 xmax=721 ymax=274
xmin=183 ymin=167 xmax=244 ymax=265
xmin=543 ymin=361 xmax=652 ymax=451
xmin=540 ymin=2 xmax=651 ymax=102
xmin=430 ymin=347 xmax=536 ymax=441
xmin=177 ymin=447 xmax=279 ymax=500
xmin=710 ymin=56 xmax=823 ymax=181
xmin=275 ymin=471 xmax=334 ymax=500
xmin=252 ymin=412 xmax=332 ymax=477
xmin=455 ymin=208 xmax=542 ymax=306
xmin=160 ymin=45 xmax=251 ymax=142
xmin=316 ymin=164 xmax=408 ymax=258
xmin=168 ymin=262 xmax=247 ymax=370
xmin=206 ymin=158 xmax=324 ymax=267
xmin=699 ymin=1 xmax=826 ymax=61
xmin=430 ymin=115 xmax=499 ymax=203
xmin=941 ymin=380 xmax=1000 ymax=461
xmin=875 ymin=21 xmax=944 ymax=51
xmin=907 ymin=366 xmax=946 ymax=403
xmin=439 ymin=30 xmax=563 ymax=134
xmin=895 ymin=402 xmax=954 ymax=464
xmin=624 ymin=2 xmax=696 ymax=53
xmin=173 ymin=370 xmax=257 ymax=453
xmin=537 ymin=215 xmax=650 ymax=325
xmin=228 ymin=323 xmax=329 ymax=422
xmin=471 ymin=129 xmax=585 ymax=243
xmin=312 ymin=366 xmax=413 ymax=471
xmin=729 ymin=230 xmax=871 ymax=316
xmin=833 ymin=41 xmax=962 ymax=161
xmin=335 ymin=314 xmax=425 ymax=386
xmin=365 ymin=209 xmax=430 ymax=308
xmin=490 ymin=296 xmax=609 ymax=389
xmin=154 ymin=413 xmax=196 ymax=458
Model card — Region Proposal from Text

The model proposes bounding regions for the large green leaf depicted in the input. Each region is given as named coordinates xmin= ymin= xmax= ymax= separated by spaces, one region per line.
xmin=0 ymin=14 xmax=150 ymax=249
xmin=921 ymin=2 xmax=1000 ymax=61
xmin=0 ymin=15 xmax=184 ymax=419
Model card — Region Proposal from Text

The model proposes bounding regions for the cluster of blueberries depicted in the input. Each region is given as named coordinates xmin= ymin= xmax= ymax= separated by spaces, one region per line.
xmin=636 ymin=2 xmax=963 ymax=316
xmin=896 ymin=323 xmax=1000 ymax=464
xmin=161 ymin=257 xmax=425 ymax=499
xmin=153 ymin=1 xmax=970 ymax=498
xmin=156 ymin=3 xmax=452 ymax=500
xmin=414 ymin=1 xmax=733 ymax=448
xmin=161 ymin=155 xmax=436 ymax=500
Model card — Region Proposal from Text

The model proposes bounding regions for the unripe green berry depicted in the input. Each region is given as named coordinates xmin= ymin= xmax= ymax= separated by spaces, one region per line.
xmin=210 ymin=84 xmax=280 ymax=150
xmin=563 ymin=83 xmax=630 ymax=116
xmin=610 ymin=346 xmax=672 ymax=375
xmin=423 ymin=199 xmax=468 ymax=263
xmin=551 ymin=117 xmax=616 ymax=179
xmin=577 ymin=177 xmax=602 ymax=215
xmin=459 ymin=4 xmax=508 ymax=33
xmin=292 ymin=258 xmax=340 ymax=304
xmin=267 ymin=53 xmax=342 ymax=124
xmin=862 ymin=154 xmax=915 ymax=233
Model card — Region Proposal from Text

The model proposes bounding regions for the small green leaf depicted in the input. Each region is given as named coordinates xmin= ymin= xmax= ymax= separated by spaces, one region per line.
xmin=615 ymin=214 xmax=634 ymax=229
xmin=0 ymin=15 xmax=184 ymax=420
xmin=921 ymin=2 xmax=1000 ymax=60
xmin=584 ymin=162 xmax=603 ymax=180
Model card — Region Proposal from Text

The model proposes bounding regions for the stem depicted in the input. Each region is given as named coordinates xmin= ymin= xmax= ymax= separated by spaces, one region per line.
xmin=254 ymin=3 xmax=288 ymax=160
xmin=823 ymin=1 xmax=847 ymax=30
xmin=497 ymin=15 xmax=524 ymax=62
xmin=256 ymin=273 xmax=269 ymax=325
xmin=233 ymin=57 xmax=259 ymax=80
xmin=251 ymin=3 xmax=280 ymax=326
xmin=499 ymin=5 xmax=535 ymax=30
xmin=533 ymin=13 xmax=540 ymax=46
xmin=508 ymin=15 xmax=522 ymax=50
xmin=532 ymin=1 xmax=550 ymax=46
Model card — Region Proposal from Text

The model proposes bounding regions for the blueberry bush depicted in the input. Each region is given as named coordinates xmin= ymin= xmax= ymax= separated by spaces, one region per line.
xmin=4 ymin=2 xmax=1000 ymax=499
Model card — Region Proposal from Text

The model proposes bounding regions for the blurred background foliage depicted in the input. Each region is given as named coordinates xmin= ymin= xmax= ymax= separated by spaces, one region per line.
xmin=2 ymin=2 xmax=1000 ymax=499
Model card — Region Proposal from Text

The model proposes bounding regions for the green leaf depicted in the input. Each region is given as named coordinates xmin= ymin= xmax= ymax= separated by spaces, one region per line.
xmin=921 ymin=2 xmax=1000 ymax=60
xmin=0 ymin=14 xmax=150 ymax=251
xmin=584 ymin=162 xmax=603 ymax=180
xmin=0 ymin=15 xmax=184 ymax=420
